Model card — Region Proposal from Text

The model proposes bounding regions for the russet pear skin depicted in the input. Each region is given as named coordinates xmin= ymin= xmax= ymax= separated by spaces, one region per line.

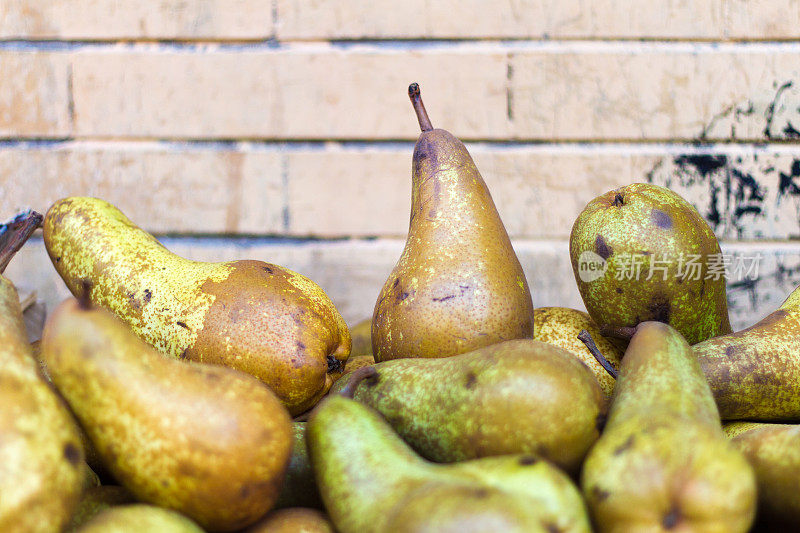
xmin=42 ymin=299 xmax=293 ymax=532
xmin=76 ymin=504 xmax=203 ymax=533
xmin=245 ymin=508 xmax=334 ymax=533
xmin=43 ymin=196 xmax=350 ymax=415
xmin=570 ymin=183 xmax=731 ymax=347
xmin=581 ymin=322 xmax=756 ymax=533
xmin=308 ymin=395 xmax=591 ymax=533
xmin=533 ymin=307 xmax=622 ymax=395
xmin=694 ymin=286 xmax=800 ymax=420
xmin=372 ymin=84 xmax=533 ymax=361
xmin=0 ymin=276 xmax=85 ymax=533
xmin=332 ymin=339 xmax=605 ymax=473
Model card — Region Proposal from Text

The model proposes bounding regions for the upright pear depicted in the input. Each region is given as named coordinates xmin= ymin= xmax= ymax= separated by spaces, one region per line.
xmin=372 ymin=84 xmax=533 ymax=361
xmin=570 ymin=183 xmax=731 ymax=346
xmin=332 ymin=339 xmax=605 ymax=473
xmin=308 ymin=395 xmax=591 ymax=533
xmin=0 ymin=212 xmax=85 ymax=533
xmin=41 ymin=298 xmax=293 ymax=532
xmin=43 ymin=197 xmax=350 ymax=415
xmin=694 ymin=285 xmax=800 ymax=420
xmin=581 ymin=322 xmax=756 ymax=532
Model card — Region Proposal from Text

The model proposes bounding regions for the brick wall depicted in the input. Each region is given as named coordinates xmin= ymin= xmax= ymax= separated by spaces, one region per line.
xmin=2 ymin=1 xmax=800 ymax=330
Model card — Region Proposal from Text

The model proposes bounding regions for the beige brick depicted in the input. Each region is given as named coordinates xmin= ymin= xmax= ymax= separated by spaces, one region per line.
xmin=70 ymin=49 xmax=509 ymax=140
xmin=0 ymin=51 xmax=71 ymax=137
xmin=0 ymin=0 xmax=272 ymax=40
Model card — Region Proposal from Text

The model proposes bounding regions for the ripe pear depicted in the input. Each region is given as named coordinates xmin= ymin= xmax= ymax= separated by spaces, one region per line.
xmin=570 ymin=183 xmax=731 ymax=347
xmin=246 ymin=508 xmax=334 ymax=533
xmin=533 ymin=307 xmax=622 ymax=395
xmin=274 ymin=422 xmax=323 ymax=509
xmin=725 ymin=422 xmax=800 ymax=527
xmin=0 ymin=212 xmax=85 ymax=533
xmin=581 ymin=322 xmax=756 ymax=532
xmin=349 ymin=317 xmax=373 ymax=355
xmin=693 ymin=285 xmax=800 ymax=420
xmin=308 ymin=395 xmax=591 ymax=533
xmin=41 ymin=298 xmax=293 ymax=532
xmin=67 ymin=486 xmax=135 ymax=531
xmin=43 ymin=196 xmax=350 ymax=415
xmin=372 ymin=84 xmax=533 ymax=361
xmin=76 ymin=504 xmax=203 ymax=533
xmin=332 ymin=339 xmax=604 ymax=473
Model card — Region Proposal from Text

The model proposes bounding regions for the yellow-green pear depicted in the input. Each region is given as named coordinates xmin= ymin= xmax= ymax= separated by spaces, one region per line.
xmin=246 ymin=508 xmax=334 ymax=533
xmin=349 ymin=317 xmax=373 ymax=355
xmin=76 ymin=504 xmax=203 ymax=533
xmin=67 ymin=486 xmax=136 ymax=531
xmin=42 ymin=298 xmax=293 ymax=532
xmin=43 ymin=196 xmax=350 ymax=415
xmin=372 ymin=84 xmax=533 ymax=362
xmin=274 ymin=422 xmax=323 ymax=509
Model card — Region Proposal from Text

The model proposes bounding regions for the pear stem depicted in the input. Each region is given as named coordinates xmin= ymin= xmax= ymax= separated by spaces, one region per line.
xmin=408 ymin=83 xmax=433 ymax=132
xmin=0 ymin=210 xmax=43 ymax=274
xmin=599 ymin=324 xmax=636 ymax=342
xmin=612 ymin=192 xmax=624 ymax=206
xmin=578 ymin=329 xmax=618 ymax=380
xmin=338 ymin=366 xmax=378 ymax=399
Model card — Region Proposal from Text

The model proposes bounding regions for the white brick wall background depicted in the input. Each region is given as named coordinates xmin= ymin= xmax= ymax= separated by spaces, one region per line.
xmin=2 ymin=2 xmax=800 ymax=331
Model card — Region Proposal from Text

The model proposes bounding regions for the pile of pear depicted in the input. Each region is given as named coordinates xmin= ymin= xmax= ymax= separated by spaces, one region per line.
xmin=3 ymin=83 xmax=800 ymax=532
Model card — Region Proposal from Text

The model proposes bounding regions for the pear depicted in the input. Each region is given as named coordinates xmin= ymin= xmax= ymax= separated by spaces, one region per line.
xmin=349 ymin=317 xmax=373 ymax=355
xmin=372 ymin=84 xmax=533 ymax=361
xmin=331 ymin=339 xmax=604 ymax=473
xmin=693 ymin=285 xmax=800 ymax=420
xmin=581 ymin=322 xmax=756 ymax=532
xmin=76 ymin=504 xmax=203 ymax=533
xmin=41 ymin=298 xmax=293 ymax=532
xmin=570 ymin=183 xmax=731 ymax=347
xmin=725 ymin=422 xmax=800 ymax=527
xmin=43 ymin=196 xmax=350 ymax=415
xmin=308 ymin=394 xmax=591 ymax=533
xmin=246 ymin=508 xmax=334 ymax=533
xmin=533 ymin=307 xmax=622 ymax=395
xmin=0 ymin=211 xmax=85 ymax=533
xmin=336 ymin=354 xmax=376 ymax=380
xmin=274 ymin=422 xmax=323 ymax=509
xmin=67 ymin=486 xmax=135 ymax=531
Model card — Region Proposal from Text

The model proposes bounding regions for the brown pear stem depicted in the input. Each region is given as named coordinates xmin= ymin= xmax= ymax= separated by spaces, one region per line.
xmin=599 ymin=324 xmax=636 ymax=342
xmin=77 ymin=279 xmax=93 ymax=310
xmin=578 ymin=329 xmax=618 ymax=380
xmin=338 ymin=366 xmax=378 ymax=399
xmin=612 ymin=192 xmax=624 ymax=206
xmin=0 ymin=210 xmax=43 ymax=274
xmin=408 ymin=83 xmax=433 ymax=132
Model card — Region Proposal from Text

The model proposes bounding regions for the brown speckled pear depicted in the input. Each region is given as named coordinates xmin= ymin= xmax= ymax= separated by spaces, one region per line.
xmin=725 ymin=422 xmax=800 ymax=528
xmin=570 ymin=183 xmax=731 ymax=347
xmin=43 ymin=197 xmax=350 ymax=415
xmin=581 ymin=322 xmax=756 ymax=533
xmin=41 ymin=299 xmax=293 ymax=532
xmin=0 ymin=212 xmax=85 ymax=533
xmin=372 ymin=84 xmax=533 ymax=362
xmin=533 ymin=307 xmax=622 ymax=395
xmin=76 ymin=505 xmax=203 ymax=533
xmin=331 ymin=339 xmax=605 ymax=474
xmin=246 ymin=508 xmax=334 ymax=533
xmin=693 ymin=285 xmax=800 ymax=420
xmin=308 ymin=395 xmax=591 ymax=533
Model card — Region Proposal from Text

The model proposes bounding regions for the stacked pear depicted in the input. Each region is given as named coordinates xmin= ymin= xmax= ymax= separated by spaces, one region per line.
xmin=372 ymin=83 xmax=533 ymax=361
xmin=581 ymin=322 xmax=756 ymax=532
xmin=570 ymin=183 xmax=731 ymax=346
xmin=332 ymin=339 xmax=605 ymax=473
xmin=76 ymin=505 xmax=203 ymax=533
xmin=0 ymin=212 xmax=86 ymax=533
xmin=41 ymin=297 xmax=293 ymax=532
xmin=43 ymin=197 xmax=350 ymax=415
xmin=307 ymin=394 xmax=591 ymax=533
xmin=274 ymin=422 xmax=322 ymax=509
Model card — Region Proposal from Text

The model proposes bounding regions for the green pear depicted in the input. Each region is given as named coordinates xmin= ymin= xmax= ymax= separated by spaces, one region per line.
xmin=0 ymin=211 xmax=85 ymax=533
xmin=581 ymin=322 xmax=756 ymax=532
xmin=67 ymin=486 xmax=136 ymax=531
xmin=533 ymin=307 xmax=622 ymax=395
xmin=246 ymin=508 xmax=334 ymax=533
xmin=331 ymin=339 xmax=605 ymax=473
xmin=76 ymin=504 xmax=203 ymax=533
xmin=308 ymin=395 xmax=590 ymax=533
xmin=41 ymin=298 xmax=293 ymax=532
xmin=372 ymin=84 xmax=533 ymax=362
xmin=725 ymin=422 xmax=800 ymax=527
xmin=570 ymin=183 xmax=731 ymax=346
xmin=693 ymin=285 xmax=800 ymax=420
xmin=43 ymin=196 xmax=350 ymax=415
xmin=274 ymin=422 xmax=323 ymax=509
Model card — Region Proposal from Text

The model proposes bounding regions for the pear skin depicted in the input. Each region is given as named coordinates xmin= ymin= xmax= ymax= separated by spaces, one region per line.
xmin=349 ymin=317 xmax=373 ymax=355
xmin=274 ymin=422 xmax=323 ymax=509
xmin=331 ymin=339 xmax=605 ymax=473
xmin=581 ymin=322 xmax=756 ymax=533
xmin=533 ymin=307 xmax=622 ymax=395
xmin=308 ymin=395 xmax=591 ymax=533
xmin=570 ymin=183 xmax=731 ymax=347
xmin=246 ymin=508 xmax=334 ymax=533
xmin=67 ymin=486 xmax=136 ymax=531
xmin=43 ymin=196 xmax=350 ymax=415
xmin=372 ymin=84 xmax=533 ymax=362
xmin=75 ymin=504 xmax=203 ymax=533
xmin=42 ymin=299 xmax=293 ymax=532
xmin=694 ymin=286 xmax=800 ymax=420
